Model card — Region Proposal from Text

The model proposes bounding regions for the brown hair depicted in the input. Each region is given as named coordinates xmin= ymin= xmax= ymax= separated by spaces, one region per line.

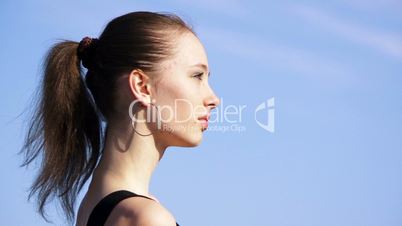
xmin=19 ymin=11 xmax=194 ymax=224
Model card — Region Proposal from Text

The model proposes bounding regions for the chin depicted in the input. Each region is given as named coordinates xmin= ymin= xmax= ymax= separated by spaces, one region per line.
xmin=170 ymin=130 xmax=203 ymax=147
xmin=178 ymin=132 xmax=203 ymax=147
xmin=185 ymin=138 xmax=203 ymax=147
xmin=159 ymin=122 xmax=205 ymax=147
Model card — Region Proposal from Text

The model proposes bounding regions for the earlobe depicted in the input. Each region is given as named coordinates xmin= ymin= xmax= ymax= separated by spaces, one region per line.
xmin=128 ymin=69 xmax=152 ymax=107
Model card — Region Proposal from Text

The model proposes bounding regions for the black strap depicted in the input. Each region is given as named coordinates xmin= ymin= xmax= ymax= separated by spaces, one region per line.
xmin=87 ymin=190 xmax=180 ymax=226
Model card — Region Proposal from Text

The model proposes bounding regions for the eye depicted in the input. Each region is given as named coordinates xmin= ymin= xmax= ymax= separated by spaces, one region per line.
xmin=193 ymin=72 xmax=204 ymax=80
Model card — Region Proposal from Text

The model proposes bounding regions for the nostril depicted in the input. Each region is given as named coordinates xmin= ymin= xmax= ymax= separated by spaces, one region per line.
xmin=213 ymin=96 xmax=220 ymax=107
xmin=205 ymin=90 xmax=220 ymax=109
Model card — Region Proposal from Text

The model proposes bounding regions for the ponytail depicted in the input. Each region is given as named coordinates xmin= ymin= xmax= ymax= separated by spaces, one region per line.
xmin=20 ymin=40 xmax=103 ymax=223
xmin=19 ymin=11 xmax=196 ymax=224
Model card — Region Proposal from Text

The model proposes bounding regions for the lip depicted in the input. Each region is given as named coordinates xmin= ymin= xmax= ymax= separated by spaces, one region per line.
xmin=198 ymin=114 xmax=210 ymax=130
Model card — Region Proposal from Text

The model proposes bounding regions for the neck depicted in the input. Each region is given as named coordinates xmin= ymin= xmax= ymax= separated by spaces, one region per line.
xmin=91 ymin=117 xmax=167 ymax=197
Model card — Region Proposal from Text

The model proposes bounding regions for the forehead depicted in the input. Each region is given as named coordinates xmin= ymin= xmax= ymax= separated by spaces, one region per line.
xmin=171 ymin=32 xmax=208 ymax=69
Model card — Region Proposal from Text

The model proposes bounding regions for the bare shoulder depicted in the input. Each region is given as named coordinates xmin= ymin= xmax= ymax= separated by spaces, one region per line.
xmin=105 ymin=196 xmax=177 ymax=226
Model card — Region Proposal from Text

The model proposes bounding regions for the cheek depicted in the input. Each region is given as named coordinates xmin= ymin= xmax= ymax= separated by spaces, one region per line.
xmin=174 ymin=99 xmax=195 ymax=123
xmin=155 ymin=80 xmax=199 ymax=125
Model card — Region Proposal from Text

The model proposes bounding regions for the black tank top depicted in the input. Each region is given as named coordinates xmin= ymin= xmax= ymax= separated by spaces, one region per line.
xmin=87 ymin=190 xmax=180 ymax=226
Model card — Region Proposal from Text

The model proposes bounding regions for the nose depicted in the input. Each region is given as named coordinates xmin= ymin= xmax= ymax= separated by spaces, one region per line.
xmin=204 ymin=86 xmax=220 ymax=111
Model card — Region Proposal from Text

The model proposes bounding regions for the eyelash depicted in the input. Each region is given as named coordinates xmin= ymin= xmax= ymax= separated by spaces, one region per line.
xmin=193 ymin=72 xmax=204 ymax=80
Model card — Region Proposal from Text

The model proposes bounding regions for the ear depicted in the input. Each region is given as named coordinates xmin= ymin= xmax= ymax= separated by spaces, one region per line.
xmin=128 ymin=69 xmax=152 ymax=107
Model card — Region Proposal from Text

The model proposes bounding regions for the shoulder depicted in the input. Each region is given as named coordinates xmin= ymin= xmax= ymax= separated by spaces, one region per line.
xmin=105 ymin=195 xmax=177 ymax=226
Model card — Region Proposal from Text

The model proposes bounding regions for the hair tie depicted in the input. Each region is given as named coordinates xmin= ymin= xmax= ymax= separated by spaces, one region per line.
xmin=77 ymin=36 xmax=99 ymax=69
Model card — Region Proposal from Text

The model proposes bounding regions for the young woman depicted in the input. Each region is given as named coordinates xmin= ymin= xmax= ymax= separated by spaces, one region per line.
xmin=20 ymin=11 xmax=220 ymax=226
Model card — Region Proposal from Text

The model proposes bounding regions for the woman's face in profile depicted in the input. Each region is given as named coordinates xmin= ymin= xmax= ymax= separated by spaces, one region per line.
xmin=152 ymin=31 xmax=220 ymax=147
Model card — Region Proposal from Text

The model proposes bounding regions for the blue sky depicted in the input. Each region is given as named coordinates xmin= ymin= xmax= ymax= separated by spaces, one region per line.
xmin=1 ymin=0 xmax=401 ymax=225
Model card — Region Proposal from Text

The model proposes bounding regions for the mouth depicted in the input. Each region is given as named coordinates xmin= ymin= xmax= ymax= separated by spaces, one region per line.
xmin=197 ymin=114 xmax=209 ymax=130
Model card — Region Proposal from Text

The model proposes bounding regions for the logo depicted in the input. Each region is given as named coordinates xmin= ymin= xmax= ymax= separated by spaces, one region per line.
xmin=254 ymin=97 xmax=275 ymax=133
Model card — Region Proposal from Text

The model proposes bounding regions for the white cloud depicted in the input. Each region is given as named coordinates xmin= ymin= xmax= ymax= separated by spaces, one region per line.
xmin=290 ymin=4 xmax=402 ymax=59
xmin=170 ymin=0 xmax=248 ymax=18
xmin=200 ymin=27 xmax=355 ymax=84
xmin=342 ymin=0 xmax=402 ymax=12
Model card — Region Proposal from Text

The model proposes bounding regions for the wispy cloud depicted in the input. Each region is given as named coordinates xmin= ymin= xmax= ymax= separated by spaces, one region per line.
xmin=170 ymin=0 xmax=248 ymax=18
xmin=342 ymin=0 xmax=402 ymax=12
xmin=290 ymin=4 xmax=402 ymax=59
xmin=200 ymin=27 xmax=355 ymax=84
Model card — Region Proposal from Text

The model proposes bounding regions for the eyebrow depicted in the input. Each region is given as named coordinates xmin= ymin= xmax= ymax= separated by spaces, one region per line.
xmin=190 ymin=63 xmax=211 ymax=77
